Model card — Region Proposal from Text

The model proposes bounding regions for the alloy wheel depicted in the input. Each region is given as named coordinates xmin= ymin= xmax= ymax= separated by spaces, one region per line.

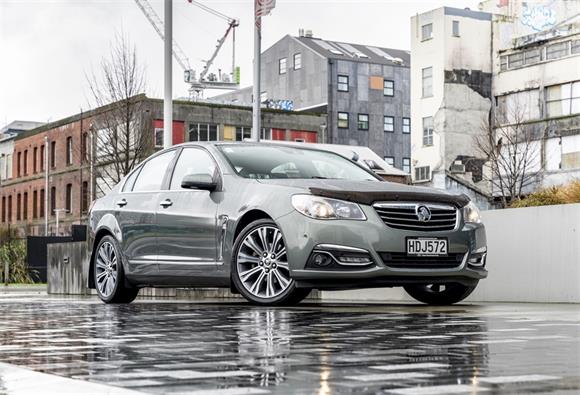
xmin=95 ymin=241 xmax=118 ymax=298
xmin=236 ymin=226 xmax=291 ymax=299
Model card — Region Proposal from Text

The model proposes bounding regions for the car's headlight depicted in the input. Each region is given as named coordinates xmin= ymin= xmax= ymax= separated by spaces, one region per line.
xmin=291 ymin=195 xmax=366 ymax=220
xmin=463 ymin=201 xmax=481 ymax=224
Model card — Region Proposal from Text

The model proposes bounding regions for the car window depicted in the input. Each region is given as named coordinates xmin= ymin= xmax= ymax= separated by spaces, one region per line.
xmin=132 ymin=150 xmax=176 ymax=192
xmin=170 ymin=147 xmax=217 ymax=190
xmin=122 ymin=167 xmax=141 ymax=192
xmin=218 ymin=145 xmax=379 ymax=181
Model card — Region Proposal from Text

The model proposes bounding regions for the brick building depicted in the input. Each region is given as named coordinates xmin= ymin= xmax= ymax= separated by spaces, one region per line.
xmin=0 ymin=95 xmax=325 ymax=236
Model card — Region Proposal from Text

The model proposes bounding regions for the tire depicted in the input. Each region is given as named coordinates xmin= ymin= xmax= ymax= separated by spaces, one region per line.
xmin=404 ymin=282 xmax=478 ymax=305
xmin=231 ymin=219 xmax=311 ymax=306
xmin=93 ymin=235 xmax=139 ymax=304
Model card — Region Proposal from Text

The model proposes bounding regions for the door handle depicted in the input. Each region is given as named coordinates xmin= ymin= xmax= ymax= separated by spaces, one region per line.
xmin=159 ymin=199 xmax=173 ymax=208
xmin=116 ymin=199 xmax=127 ymax=207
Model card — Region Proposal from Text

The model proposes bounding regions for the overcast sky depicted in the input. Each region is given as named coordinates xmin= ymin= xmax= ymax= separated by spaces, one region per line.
xmin=0 ymin=0 xmax=480 ymax=126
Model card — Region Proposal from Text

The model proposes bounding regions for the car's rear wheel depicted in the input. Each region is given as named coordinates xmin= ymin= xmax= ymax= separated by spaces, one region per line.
xmin=404 ymin=282 xmax=477 ymax=305
xmin=94 ymin=235 xmax=139 ymax=304
xmin=232 ymin=219 xmax=310 ymax=306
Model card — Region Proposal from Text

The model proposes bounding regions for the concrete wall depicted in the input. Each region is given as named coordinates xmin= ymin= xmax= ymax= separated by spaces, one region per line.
xmin=322 ymin=203 xmax=580 ymax=303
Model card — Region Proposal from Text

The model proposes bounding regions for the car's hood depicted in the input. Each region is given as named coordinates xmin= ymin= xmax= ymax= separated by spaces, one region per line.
xmin=256 ymin=178 xmax=470 ymax=207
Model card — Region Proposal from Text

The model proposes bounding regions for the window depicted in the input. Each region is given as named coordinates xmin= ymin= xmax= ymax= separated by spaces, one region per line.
xmin=422 ymin=67 xmax=433 ymax=97
xmin=33 ymin=147 xmax=38 ymax=173
xmin=7 ymin=195 xmax=12 ymax=222
xmin=572 ymin=39 xmax=580 ymax=55
xmin=402 ymin=117 xmax=411 ymax=134
xmin=23 ymin=150 xmax=28 ymax=175
xmin=65 ymin=184 xmax=72 ymax=213
xmin=294 ymin=53 xmax=302 ymax=70
xmin=358 ymin=114 xmax=369 ymax=130
xmin=546 ymin=41 xmax=569 ymax=60
xmin=338 ymin=112 xmax=349 ymax=128
xmin=132 ymin=150 xmax=176 ymax=192
xmin=383 ymin=79 xmax=394 ymax=96
xmin=500 ymin=56 xmax=508 ymax=71
xmin=235 ymin=126 xmax=252 ymax=141
xmin=16 ymin=193 xmax=21 ymax=221
xmin=261 ymin=128 xmax=272 ymax=140
xmin=546 ymin=81 xmax=580 ymax=117
xmin=415 ymin=166 xmax=430 ymax=181
xmin=403 ymin=158 xmax=411 ymax=173
xmin=66 ymin=136 xmax=73 ymax=165
xmin=508 ymin=52 xmax=523 ymax=68
xmin=40 ymin=144 xmax=45 ymax=171
xmin=189 ymin=123 xmax=218 ymax=142
xmin=524 ymin=48 xmax=541 ymax=65
xmin=81 ymin=181 xmax=89 ymax=213
xmin=170 ymin=148 xmax=217 ymax=190
xmin=279 ymin=57 xmax=287 ymax=74
xmin=496 ymin=89 xmax=540 ymax=123
xmin=452 ymin=20 xmax=460 ymax=37
xmin=50 ymin=141 xmax=56 ymax=168
xmin=50 ymin=187 xmax=56 ymax=216
xmin=154 ymin=128 xmax=164 ymax=148
xmin=81 ymin=133 xmax=89 ymax=162
xmin=421 ymin=23 xmax=433 ymax=41
xmin=122 ymin=167 xmax=140 ymax=192
xmin=384 ymin=156 xmax=394 ymax=167
xmin=39 ymin=189 xmax=45 ymax=218
xmin=33 ymin=190 xmax=37 ymax=219
xmin=337 ymin=75 xmax=349 ymax=92
xmin=22 ymin=192 xmax=28 ymax=220
xmin=1 ymin=196 xmax=5 ymax=223
xmin=422 ymin=117 xmax=434 ymax=146
xmin=17 ymin=152 xmax=21 ymax=177
xmin=384 ymin=116 xmax=394 ymax=132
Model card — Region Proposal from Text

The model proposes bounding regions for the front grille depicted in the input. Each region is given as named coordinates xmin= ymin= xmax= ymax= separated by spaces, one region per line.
xmin=380 ymin=252 xmax=465 ymax=269
xmin=373 ymin=203 xmax=458 ymax=232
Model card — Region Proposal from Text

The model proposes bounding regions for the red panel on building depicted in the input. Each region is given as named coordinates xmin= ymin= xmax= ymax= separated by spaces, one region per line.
xmin=290 ymin=130 xmax=317 ymax=143
xmin=153 ymin=119 xmax=185 ymax=145
xmin=271 ymin=128 xmax=286 ymax=140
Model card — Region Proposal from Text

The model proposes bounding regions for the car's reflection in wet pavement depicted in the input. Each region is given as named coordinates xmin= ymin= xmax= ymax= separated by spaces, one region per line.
xmin=0 ymin=295 xmax=578 ymax=394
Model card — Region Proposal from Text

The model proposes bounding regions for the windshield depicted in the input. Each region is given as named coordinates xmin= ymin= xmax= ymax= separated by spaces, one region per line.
xmin=218 ymin=145 xmax=380 ymax=181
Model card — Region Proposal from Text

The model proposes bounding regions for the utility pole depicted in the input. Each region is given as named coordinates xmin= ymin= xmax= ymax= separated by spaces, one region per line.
xmin=44 ymin=135 xmax=49 ymax=235
xmin=251 ymin=13 xmax=261 ymax=142
xmin=163 ymin=0 xmax=173 ymax=149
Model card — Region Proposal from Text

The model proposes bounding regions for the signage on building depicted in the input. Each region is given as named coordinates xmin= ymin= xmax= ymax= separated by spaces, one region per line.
xmin=521 ymin=1 xmax=557 ymax=32
xmin=264 ymin=99 xmax=294 ymax=111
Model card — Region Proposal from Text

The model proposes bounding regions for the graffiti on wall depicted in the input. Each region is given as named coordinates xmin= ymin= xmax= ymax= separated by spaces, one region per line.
xmin=521 ymin=1 xmax=557 ymax=32
xmin=264 ymin=99 xmax=294 ymax=111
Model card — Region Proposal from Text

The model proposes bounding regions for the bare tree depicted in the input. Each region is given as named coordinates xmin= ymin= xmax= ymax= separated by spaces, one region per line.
xmin=475 ymin=100 xmax=542 ymax=208
xmin=86 ymin=33 xmax=150 ymax=197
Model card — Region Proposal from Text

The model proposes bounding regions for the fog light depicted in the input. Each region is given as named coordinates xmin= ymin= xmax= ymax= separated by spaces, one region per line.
xmin=312 ymin=253 xmax=332 ymax=267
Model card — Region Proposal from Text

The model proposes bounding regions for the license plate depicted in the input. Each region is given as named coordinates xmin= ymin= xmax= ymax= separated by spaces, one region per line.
xmin=406 ymin=238 xmax=448 ymax=256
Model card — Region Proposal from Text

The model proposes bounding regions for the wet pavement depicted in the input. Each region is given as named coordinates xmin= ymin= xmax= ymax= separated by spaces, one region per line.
xmin=0 ymin=293 xmax=579 ymax=394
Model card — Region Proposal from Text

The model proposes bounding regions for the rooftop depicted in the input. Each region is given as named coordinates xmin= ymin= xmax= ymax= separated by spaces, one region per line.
xmin=294 ymin=35 xmax=410 ymax=67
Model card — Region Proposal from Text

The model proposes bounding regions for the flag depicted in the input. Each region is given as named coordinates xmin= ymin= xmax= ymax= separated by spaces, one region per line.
xmin=255 ymin=0 xmax=276 ymax=17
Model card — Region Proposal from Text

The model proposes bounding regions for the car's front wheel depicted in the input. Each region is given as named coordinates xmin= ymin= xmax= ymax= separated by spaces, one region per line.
xmin=232 ymin=219 xmax=310 ymax=306
xmin=94 ymin=235 xmax=139 ymax=304
xmin=404 ymin=282 xmax=477 ymax=305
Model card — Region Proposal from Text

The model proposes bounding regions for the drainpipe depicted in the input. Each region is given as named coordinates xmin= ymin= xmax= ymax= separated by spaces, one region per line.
xmin=44 ymin=135 xmax=49 ymax=236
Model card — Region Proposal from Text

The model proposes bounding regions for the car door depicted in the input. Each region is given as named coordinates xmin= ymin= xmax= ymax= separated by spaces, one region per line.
xmin=116 ymin=149 xmax=176 ymax=277
xmin=155 ymin=146 xmax=221 ymax=280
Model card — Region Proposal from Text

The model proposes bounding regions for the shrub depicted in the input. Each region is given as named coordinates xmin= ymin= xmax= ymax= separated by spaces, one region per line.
xmin=510 ymin=180 xmax=580 ymax=208
xmin=0 ymin=238 xmax=38 ymax=284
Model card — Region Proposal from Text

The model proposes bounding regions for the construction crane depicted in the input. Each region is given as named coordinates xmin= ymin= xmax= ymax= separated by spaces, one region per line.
xmin=134 ymin=0 xmax=240 ymax=99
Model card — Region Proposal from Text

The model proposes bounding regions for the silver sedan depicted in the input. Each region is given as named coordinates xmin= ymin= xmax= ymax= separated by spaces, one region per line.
xmin=87 ymin=143 xmax=487 ymax=305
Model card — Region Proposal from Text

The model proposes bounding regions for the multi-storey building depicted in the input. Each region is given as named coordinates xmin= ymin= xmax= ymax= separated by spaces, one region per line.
xmin=0 ymin=95 xmax=325 ymax=236
xmin=212 ymin=32 xmax=412 ymax=171
xmin=411 ymin=1 xmax=580 ymax=207
xmin=0 ymin=121 xmax=45 ymax=184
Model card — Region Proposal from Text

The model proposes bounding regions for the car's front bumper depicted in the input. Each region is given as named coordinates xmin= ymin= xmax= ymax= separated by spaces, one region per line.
xmin=275 ymin=204 xmax=487 ymax=290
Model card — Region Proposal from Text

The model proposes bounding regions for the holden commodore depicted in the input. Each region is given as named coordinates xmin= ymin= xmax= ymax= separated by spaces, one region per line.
xmin=87 ymin=143 xmax=487 ymax=305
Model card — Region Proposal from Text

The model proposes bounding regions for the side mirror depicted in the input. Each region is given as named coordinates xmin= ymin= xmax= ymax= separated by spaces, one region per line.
xmin=181 ymin=173 xmax=218 ymax=192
